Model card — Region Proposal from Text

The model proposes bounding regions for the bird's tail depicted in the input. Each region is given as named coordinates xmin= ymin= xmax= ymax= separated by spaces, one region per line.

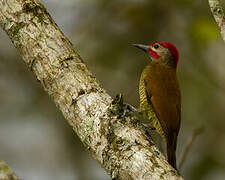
xmin=167 ymin=133 xmax=178 ymax=170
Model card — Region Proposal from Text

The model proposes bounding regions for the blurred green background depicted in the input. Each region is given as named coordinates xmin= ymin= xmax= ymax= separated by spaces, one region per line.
xmin=1 ymin=0 xmax=225 ymax=179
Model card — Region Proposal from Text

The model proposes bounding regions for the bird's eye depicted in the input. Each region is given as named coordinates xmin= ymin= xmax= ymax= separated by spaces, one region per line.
xmin=153 ymin=44 xmax=159 ymax=49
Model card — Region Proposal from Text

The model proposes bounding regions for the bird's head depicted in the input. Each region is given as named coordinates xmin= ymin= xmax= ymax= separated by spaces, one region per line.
xmin=133 ymin=42 xmax=180 ymax=69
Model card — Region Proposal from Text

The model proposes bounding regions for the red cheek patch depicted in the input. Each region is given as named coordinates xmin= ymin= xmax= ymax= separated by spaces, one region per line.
xmin=149 ymin=49 xmax=160 ymax=59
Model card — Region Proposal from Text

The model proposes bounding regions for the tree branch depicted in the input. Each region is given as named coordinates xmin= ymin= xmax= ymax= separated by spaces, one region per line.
xmin=0 ymin=160 xmax=20 ymax=180
xmin=0 ymin=0 xmax=183 ymax=179
xmin=208 ymin=0 xmax=225 ymax=41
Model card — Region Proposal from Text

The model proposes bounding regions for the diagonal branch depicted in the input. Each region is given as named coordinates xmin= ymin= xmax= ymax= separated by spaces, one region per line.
xmin=208 ymin=0 xmax=225 ymax=41
xmin=0 ymin=160 xmax=20 ymax=180
xmin=0 ymin=0 xmax=183 ymax=179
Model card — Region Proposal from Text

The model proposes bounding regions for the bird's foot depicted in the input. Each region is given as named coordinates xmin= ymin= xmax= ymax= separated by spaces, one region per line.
xmin=110 ymin=93 xmax=139 ymax=119
xmin=142 ymin=123 xmax=156 ymax=131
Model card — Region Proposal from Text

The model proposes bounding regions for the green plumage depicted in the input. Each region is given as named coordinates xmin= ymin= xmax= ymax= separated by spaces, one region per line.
xmin=135 ymin=42 xmax=181 ymax=170
xmin=139 ymin=62 xmax=181 ymax=170
xmin=139 ymin=64 xmax=166 ymax=139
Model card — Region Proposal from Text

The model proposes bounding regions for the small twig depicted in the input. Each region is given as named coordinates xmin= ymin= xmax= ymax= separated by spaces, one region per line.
xmin=179 ymin=126 xmax=204 ymax=169
xmin=208 ymin=0 xmax=225 ymax=41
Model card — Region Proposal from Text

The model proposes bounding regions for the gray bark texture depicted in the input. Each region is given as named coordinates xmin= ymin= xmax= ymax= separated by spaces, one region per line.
xmin=209 ymin=0 xmax=225 ymax=41
xmin=0 ymin=160 xmax=20 ymax=180
xmin=0 ymin=0 xmax=183 ymax=179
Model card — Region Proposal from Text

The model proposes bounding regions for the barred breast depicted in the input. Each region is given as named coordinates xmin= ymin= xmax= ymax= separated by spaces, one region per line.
xmin=139 ymin=65 xmax=166 ymax=139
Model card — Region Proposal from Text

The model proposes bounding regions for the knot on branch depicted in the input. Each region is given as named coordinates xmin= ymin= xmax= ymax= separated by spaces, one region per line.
xmin=22 ymin=0 xmax=48 ymax=24
xmin=109 ymin=93 xmax=137 ymax=119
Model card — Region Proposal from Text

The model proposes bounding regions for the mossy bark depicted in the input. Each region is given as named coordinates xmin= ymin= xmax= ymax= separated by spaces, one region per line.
xmin=0 ymin=0 xmax=183 ymax=179
xmin=0 ymin=161 xmax=20 ymax=180
xmin=209 ymin=0 xmax=225 ymax=41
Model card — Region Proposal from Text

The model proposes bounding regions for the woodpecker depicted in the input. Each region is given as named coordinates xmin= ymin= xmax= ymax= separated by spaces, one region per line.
xmin=133 ymin=42 xmax=181 ymax=170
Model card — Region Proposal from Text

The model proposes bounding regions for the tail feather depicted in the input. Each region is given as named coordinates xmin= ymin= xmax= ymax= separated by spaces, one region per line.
xmin=167 ymin=133 xmax=177 ymax=170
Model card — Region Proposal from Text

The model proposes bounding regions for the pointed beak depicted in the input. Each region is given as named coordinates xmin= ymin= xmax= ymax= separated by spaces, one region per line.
xmin=132 ymin=44 xmax=149 ymax=53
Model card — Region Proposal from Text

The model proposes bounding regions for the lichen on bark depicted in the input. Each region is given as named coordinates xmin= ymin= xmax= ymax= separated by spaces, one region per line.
xmin=0 ymin=0 xmax=183 ymax=179
xmin=0 ymin=161 xmax=20 ymax=180
xmin=208 ymin=0 xmax=225 ymax=41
